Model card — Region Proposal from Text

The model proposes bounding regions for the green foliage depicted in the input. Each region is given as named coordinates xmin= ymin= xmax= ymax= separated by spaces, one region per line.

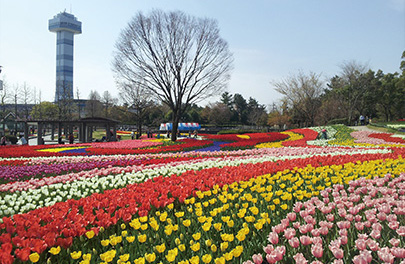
xmin=327 ymin=118 xmax=349 ymax=126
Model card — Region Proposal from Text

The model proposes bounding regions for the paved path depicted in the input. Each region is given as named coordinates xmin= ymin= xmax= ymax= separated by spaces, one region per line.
xmin=348 ymin=125 xmax=378 ymax=132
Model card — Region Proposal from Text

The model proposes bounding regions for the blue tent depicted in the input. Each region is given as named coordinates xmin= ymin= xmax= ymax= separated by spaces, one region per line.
xmin=159 ymin=123 xmax=201 ymax=131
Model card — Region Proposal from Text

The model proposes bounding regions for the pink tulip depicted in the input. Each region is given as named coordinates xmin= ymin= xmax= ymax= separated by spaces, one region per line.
xmin=364 ymin=221 xmax=372 ymax=228
xmin=293 ymin=221 xmax=301 ymax=229
xmin=293 ymin=202 xmax=303 ymax=213
xmin=284 ymin=228 xmax=296 ymax=240
xmin=312 ymin=237 xmax=322 ymax=246
xmin=377 ymin=247 xmax=395 ymax=264
xmin=389 ymin=221 xmax=399 ymax=230
xmin=331 ymin=248 xmax=344 ymax=259
xmin=366 ymin=238 xmax=379 ymax=251
xmin=319 ymin=226 xmax=329 ymax=236
xmin=268 ymin=232 xmax=279 ymax=245
xmin=377 ymin=212 xmax=387 ymax=221
xmin=243 ymin=261 xmax=254 ymax=264
xmin=345 ymin=213 xmax=354 ymax=222
xmin=311 ymin=243 xmax=323 ymax=258
xmin=396 ymin=226 xmax=405 ymax=236
xmin=339 ymin=235 xmax=348 ymax=245
xmin=370 ymin=229 xmax=381 ymax=239
xmin=300 ymin=235 xmax=312 ymax=246
xmin=281 ymin=218 xmax=290 ymax=228
xmin=355 ymin=239 xmax=367 ymax=251
xmin=272 ymin=224 xmax=285 ymax=234
xmin=311 ymin=228 xmax=321 ymax=237
xmin=389 ymin=238 xmax=400 ymax=247
xmin=354 ymin=215 xmax=362 ymax=222
xmin=287 ymin=212 xmax=297 ymax=221
xmin=359 ymin=250 xmax=372 ymax=263
xmin=288 ymin=237 xmax=300 ymax=248
xmin=354 ymin=222 xmax=364 ymax=231
xmin=293 ymin=253 xmax=308 ymax=264
xmin=311 ymin=261 xmax=323 ymax=264
xmin=252 ymin=254 xmax=263 ymax=264
xmin=332 ymin=260 xmax=344 ymax=264
xmin=263 ymin=244 xmax=274 ymax=254
xmin=391 ymin=247 xmax=405 ymax=258
xmin=338 ymin=229 xmax=347 ymax=237
xmin=353 ymin=255 xmax=368 ymax=264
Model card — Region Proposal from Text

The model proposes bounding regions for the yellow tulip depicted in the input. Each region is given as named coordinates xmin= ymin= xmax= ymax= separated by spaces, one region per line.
xmin=101 ymin=239 xmax=110 ymax=247
xmin=223 ymin=252 xmax=233 ymax=261
xmin=156 ymin=243 xmax=166 ymax=253
xmin=178 ymin=244 xmax=186 ymax=252
xmin=126 ymin=236 xmax=135 ymax=243
xmin=134 ymin=257 xmax=146 ymax=264
xmin=145 ymin=253 xmax=156 ymax=263
xmin=29 ymin=253 xmax=40 ymax=263
xmin=220 ymin=242 xmax=228 ymax=252
xmin=183 ymin=219 xmax=191 ymax=227
xmin=119 ymin=254 xmax=130 ymax=261
xmin=85 ymin=230 xmax=95 ymax=239
xmin=190 ymin=256 xmax=200 ymax=264
xmin=49 ymin=246 xmax=61 ymax=255
xmin=211 ymin=244 xmax=217 ymax=252
xmin=202 ymin=254 xmax=212 ymax=263
xmin=70 ymin=251 xmax=82 ymax=260
xmin=138 ymin=234 xmax=147 ymax=243
xmin=191 ymin=242 xmax=201 ymax=252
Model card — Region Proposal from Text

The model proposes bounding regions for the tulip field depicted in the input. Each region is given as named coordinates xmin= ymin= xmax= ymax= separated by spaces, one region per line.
xmin=0 ymin=125 xmax=404 ymax=264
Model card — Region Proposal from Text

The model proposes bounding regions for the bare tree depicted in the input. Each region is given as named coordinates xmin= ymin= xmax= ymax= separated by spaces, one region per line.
xmin=101 ymin=91 xmax=117 ymax=118
xmin=113 ymin=9 xmax=233 ymax=140
xmin=119 ymin=81 xmax=153 ymax=137
xmin=272 ymin=70 xmax=324 ymax=127
xmin=85 ymin=90 xmax=103 ymax=118
xmin=21 ymin=82 xmax=32 ymax=119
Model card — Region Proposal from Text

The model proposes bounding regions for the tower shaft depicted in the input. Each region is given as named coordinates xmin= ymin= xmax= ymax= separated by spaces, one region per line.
xmin=49 ymin=12 xmax=81 ymax=102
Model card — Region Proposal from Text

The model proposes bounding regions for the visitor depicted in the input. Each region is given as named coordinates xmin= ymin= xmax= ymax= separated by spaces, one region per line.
xmin=193 ymin=130 xmax=198 ymax=139
xmin=131 ymin=131 xmax=135 ymax=140
xmin=19 ymin=135 xmax=28 ymax=145
xmin=321 ymin=129 xmax=327 ymax=140
xmin=68 ymin=133 xmax=74 ymax=144
xmin=1 ymin=136 xmax=6 ymax=146
xmin=359 ymin=115 xmax=365 ymax=126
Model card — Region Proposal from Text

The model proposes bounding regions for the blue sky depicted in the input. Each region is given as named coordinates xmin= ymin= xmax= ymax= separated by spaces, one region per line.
xmin=0 ymin=0 xmax=404 ymax=107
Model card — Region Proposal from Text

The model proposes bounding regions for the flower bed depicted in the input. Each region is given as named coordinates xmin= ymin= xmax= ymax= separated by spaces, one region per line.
xmin=0 ymin=125 xmax=404 ymax=263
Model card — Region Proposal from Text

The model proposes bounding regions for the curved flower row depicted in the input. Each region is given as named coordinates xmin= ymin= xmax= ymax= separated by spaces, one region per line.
xmin=0 ymin=138 xmax=213 ymax=158
xmin=0 ymin=147 xmax=392 ymax=217
xmin=18 ymin=156 xmax=405 ymax=264
xmin=0 ymin=149 xmax=403 ymax=262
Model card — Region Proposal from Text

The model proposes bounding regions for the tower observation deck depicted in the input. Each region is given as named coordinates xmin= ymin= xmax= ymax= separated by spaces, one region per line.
xmin=49 ymin=12 xmax=82 ymax=102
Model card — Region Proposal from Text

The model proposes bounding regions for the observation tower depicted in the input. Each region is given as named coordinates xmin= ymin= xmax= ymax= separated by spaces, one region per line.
xmin=49 ymin=12 xmax=82 ymax=102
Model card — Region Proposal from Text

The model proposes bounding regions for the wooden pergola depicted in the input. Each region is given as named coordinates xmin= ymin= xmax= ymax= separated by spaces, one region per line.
xmin=19 ymin=117 xmax=119 ymax=145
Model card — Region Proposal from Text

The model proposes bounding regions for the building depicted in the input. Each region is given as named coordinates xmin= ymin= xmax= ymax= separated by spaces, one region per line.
xmin=49 ymin=11 xmax=82 ymax=102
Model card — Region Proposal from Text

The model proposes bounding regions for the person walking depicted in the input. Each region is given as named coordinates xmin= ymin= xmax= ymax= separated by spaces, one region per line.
xmin=68 ymin=133 xmax=74 ymax=144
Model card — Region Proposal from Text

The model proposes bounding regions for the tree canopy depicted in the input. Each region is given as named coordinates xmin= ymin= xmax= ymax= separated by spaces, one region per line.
xmin=112 ymin=9 xmax=233 ymax=140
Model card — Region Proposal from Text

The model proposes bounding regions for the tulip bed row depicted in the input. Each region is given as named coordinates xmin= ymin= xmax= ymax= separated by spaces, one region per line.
xmin=7 ymin=153 xmax=404 ymax=264
xmin=0 ymin=125 xmax=404 ymax=263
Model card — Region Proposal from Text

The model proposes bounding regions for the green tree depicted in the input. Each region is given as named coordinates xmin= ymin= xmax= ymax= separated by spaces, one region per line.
xmin=327 ymin=61 xmax=370 ymax=125
xmin=233 ymin=93 xmax=248 ymax=124
xmin=30 ymin=101 xmax=59 ymax=120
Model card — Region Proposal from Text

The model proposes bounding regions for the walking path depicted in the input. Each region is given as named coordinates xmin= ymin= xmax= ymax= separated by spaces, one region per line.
xmin=348 ymin=125 xmax=378 ymax=132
